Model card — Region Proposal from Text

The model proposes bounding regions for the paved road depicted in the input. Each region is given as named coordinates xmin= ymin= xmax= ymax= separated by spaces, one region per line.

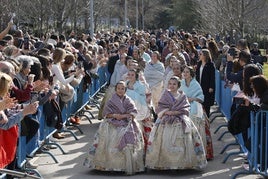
xmin=32 ymin=105 xmax=262 ymax=179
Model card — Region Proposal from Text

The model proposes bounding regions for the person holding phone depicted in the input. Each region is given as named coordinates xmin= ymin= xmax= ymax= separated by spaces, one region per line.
xmin=226 ymin=50 xmax=251 ymax=91
xmin=0 ymin=21 xmax=13 ymax=40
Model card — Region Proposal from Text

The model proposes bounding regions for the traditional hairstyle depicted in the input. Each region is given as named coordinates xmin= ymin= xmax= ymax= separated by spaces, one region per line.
xmin=169 ymin=76 xmax=181 ymax=88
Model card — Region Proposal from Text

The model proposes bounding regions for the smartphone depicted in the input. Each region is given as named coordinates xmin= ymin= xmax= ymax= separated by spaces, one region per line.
xmin=24 ymin=37 xmax=29 ymax=50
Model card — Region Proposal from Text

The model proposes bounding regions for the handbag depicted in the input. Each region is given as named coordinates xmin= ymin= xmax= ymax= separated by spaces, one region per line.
xmin=43 ymin=99 xmax=63 ymax=130
xmin=228 ymin=105 xmax=250 ymax=135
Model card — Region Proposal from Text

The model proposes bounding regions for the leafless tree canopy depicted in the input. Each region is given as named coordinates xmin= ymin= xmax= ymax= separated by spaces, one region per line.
xmin=0 ymin=0 xmax=267 ymax=39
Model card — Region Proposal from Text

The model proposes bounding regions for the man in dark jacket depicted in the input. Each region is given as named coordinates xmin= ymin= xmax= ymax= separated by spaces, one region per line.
xmin=107 ymin=44 xmax=126 ymax=85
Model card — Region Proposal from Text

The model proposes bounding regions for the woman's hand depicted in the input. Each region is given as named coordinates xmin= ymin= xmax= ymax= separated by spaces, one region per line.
xmin=34 ymin=80 xmax=50 ymax=92
xmin=113 ymin=113 xmax=132 ymax=120
xmin=0 ymin=95 xmax=17 ymax=110
xmin=22 ymin=101 xmax=39 ymax=116
xmin=209 ymin=88 xmax=214 ymax=93
xmin=188 ymin=97 xmax=194 ymax=103
xmin=165 ymin=111 xmax=174 ymax=116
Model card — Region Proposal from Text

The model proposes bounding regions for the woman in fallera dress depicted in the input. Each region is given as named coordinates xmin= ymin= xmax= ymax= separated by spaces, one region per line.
xmin=84 ymin=81 xmax=145 ymax=175
xmin=180 ymin=66 xmax=214 ymax=160
xmin=126 ymin=69 xmax=153 ymax=151
xmin=145 ymin=76 xmax=207 ymax=170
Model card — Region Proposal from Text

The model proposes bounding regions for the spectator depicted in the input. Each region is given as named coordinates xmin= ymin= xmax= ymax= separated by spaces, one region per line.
xmin=196 ymin=49 xmax=216 ymax=117
xmin=226 ymin=50 xmax=251 ymax=90
xmin=0 ymin=22 xmax=13 ymax=40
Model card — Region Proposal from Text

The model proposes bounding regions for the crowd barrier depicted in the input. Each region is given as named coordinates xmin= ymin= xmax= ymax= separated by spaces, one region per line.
xmin=210 ymin=70 xmax=224 ymax=122
xmin=211 ymin=70 xmax=268 ymax=178
xmin=232 ymin=111 xmax=268 ymax=178
xmin=0 ymin=69 xmax=107 ymax=179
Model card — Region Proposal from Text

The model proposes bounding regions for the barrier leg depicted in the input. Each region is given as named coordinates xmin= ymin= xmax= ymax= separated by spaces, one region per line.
xmin=222 ymin=150 xmax=243 ymax=163
xmin=214 ymin=124 xmax=227 ymax=134
xmin=80 ymin=109 xmax=94 ymax=120
xmin=61 ymin=129 xmax=79 ymax=140
xmin=88 ymin=98 xmax=100 ymax=109
xmin=231 ymin=171 xmax=251 ymax=179
xmin=0 ymin=169 xmax=42 ymax=179
xmin=45 ymin=142 xmax=67 ymax=154
xmin=218 ymin=131 xmax=230 ymax=141
xmin=0 ymin=173 xmax=6 ymax=179
xmin=220 ymin=142 xmax=239 ymax=154
xmin=40 ymin=149 xmax=59 ymax=163
xmin=24 ymin=169 xmax=43 ymax=178
xmin=66 ymin=122 xmax=84 ymax=134
xmin=210 ymin=113 xmax=225 ymax=123
xmin=79 ymin=114 xmax=93 ymax=124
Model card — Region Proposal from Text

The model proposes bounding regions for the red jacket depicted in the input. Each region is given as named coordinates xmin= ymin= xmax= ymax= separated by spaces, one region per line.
xmin=0 ymin=125 xmax=18 ymax=168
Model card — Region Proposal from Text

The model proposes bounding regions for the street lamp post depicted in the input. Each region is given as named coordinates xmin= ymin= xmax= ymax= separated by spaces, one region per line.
xmin=136 ymin=0 xmax=138 ymax=30
xmin=90 ymin=0 xmax=94 ymax=39
xmin=124 ymin=0 xmax=128 ymax=32
xmin=142 ymin=0 xmax=144 ymax=30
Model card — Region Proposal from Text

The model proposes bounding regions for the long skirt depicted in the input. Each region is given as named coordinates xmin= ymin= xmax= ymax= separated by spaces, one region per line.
xmin=190 ymin=114 xmax=214 ymax=160
xmin=84 ymin=119 xmax=145 ymax=175
xmin=98 ymin=86 xmax=115 ymax=120
xmin=145 ymin=119 xmax=207 ymax=170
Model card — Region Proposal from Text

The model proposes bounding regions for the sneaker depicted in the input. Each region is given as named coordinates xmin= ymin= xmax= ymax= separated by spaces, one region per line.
xmin=238 ymin=152 xmax=248 ymax=159
xmin=242 ymin=163 xmax=249 ymax=171
xmin=84 ymin=105 xmax=92 ymax=110
xmin=26 ymin=160 xmax=38 ymax=169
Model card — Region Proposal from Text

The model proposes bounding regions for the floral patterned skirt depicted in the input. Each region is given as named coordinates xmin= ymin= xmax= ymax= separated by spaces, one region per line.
xmin=145 ymin=119 xmax=207 ymax=170
xmin=84 ymin=119 xmax=145 ymax=175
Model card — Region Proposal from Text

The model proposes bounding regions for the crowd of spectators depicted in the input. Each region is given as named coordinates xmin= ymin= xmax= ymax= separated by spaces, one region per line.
xmin=1 ymin=20 xmax=268 ymax=176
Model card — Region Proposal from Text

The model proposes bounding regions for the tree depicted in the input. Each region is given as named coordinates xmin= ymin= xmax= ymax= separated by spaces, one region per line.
xmin=197 ymin=0 xmax=268 ymax=39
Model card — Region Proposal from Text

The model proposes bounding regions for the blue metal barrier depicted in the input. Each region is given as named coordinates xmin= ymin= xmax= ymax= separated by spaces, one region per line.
xmin=215 ymin=70 xmax=221 ymax=106
xmin=210 ymin=71 xmax=225 ymax=123
xmin=17 ymin=121 xmax=42 ymax=178
xmin=213 ymin=81 xmax=232 ymax=135
xmin=14 ymin=66 xmax=108 ymax=177
xmin=232 ymin=111 xmax=268 ymax=178
xmin=220 ymin=82 xmax=232 ymax=120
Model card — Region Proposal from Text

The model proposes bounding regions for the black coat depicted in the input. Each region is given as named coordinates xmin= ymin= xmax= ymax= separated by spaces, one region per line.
xmin=196 ymin=61 xmax=216 ymax=106
xmin=107 ymin=54 xmax=119 ymax=74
